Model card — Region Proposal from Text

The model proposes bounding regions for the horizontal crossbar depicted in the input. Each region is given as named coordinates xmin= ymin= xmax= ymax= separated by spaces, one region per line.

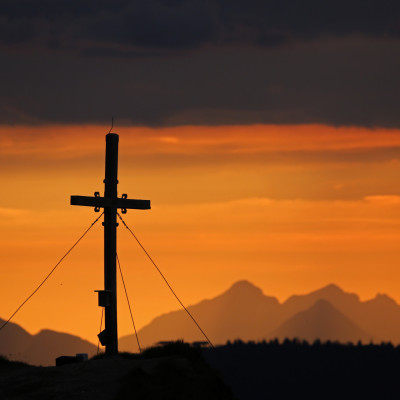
xmin=71 ymin=195 xmax=150 ymax=210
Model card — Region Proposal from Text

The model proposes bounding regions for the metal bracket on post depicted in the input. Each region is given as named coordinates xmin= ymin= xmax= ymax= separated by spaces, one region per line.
xmin=94 ymin=192 xmax=100 ymax=212
xmin=121 ymin=194 xmax=128 ymax=214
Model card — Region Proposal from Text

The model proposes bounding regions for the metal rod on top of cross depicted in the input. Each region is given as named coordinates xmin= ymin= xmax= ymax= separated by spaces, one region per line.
xmin=70 ymin=133 xmax=151 ymax=356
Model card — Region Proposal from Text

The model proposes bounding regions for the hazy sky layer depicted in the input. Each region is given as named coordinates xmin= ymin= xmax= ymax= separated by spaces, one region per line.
xmin=2 ymin=124 xmax=400 ymax=343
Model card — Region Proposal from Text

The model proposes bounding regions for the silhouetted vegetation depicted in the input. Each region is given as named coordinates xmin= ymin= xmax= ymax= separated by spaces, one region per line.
xmin=0 ymin=354 xmax=30 ymax=371
xmin=203 ymin=339 xmax=400 ymax=400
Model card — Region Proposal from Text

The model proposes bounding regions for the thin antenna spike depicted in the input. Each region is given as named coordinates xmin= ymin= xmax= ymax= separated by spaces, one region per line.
xmin=108 ymin=117 xmax=114 ymax=134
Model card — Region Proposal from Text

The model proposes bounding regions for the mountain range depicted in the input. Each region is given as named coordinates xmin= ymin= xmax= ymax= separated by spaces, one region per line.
xmin=120 ymin=281 xmax=400 ymax=350
xmin=2 ymin=281 xmax=400 ymax=365
xmin=0 ymin=318 xmax=97 ymax=366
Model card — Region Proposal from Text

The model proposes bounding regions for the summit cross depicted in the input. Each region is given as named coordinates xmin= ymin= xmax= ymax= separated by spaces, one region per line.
xmin=70 ymin=133 xmax=150 ymax=355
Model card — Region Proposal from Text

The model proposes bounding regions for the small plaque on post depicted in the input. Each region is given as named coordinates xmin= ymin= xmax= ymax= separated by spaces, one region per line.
xmin=95 ymin=290 xmax=111 ymax=307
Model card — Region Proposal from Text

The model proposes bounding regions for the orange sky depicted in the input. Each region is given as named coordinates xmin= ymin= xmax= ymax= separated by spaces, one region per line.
xmin=2 ymin=124 xmax=400 ymax=344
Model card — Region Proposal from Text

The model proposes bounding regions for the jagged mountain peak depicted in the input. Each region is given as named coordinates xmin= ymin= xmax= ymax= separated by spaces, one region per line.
xmin=371 ymin=293 xmax=398 ymax=306
xmin=225 ymin=280 xmax=264 ymax=297
xmin=310 ymin=283 xmax=354 ymax=298
xmin=318 ymin=283 xmax=344 ymax=293
xmin=284 ymin=283 xmax=360 ymax=307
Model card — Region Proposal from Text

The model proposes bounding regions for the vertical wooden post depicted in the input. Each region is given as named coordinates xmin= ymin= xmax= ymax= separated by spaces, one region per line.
xmin=71 ymin=132 xmax=150 ymax=353
xmin=104 ymin=133 xmax=119 ymax=355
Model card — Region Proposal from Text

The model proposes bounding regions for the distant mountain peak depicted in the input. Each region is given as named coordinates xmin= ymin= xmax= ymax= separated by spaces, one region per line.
xmin=286 ymin=283 xmax=345 ymax=301
xmin=226 ymin=280 xmax=263 ymax=296
xmin=372 ymin=293 xmax=398 ymax=306
xmin=312 ymin=298 xmax=335 ymax=309
xmin=268 ymin=297 xmax=374 ymax=344
xmin=283 ymin=283 xmax=361 ymax=310
xmin=318 ymin=283 xmax=344 ymax=294
xmin=309 ymin=283 xmax=360 ymax=301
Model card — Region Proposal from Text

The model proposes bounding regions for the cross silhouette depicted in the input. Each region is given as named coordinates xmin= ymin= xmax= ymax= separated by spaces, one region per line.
xmin=71 ymin=133 xmax=150 ymax=355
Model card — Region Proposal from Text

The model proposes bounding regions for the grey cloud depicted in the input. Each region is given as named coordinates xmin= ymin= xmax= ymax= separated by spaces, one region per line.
xmin=87 ymin=1 xmax=218 ymax=49
xmin=0 ymin=38 xmax=399 ymax=127
xmin=0 ymin=0 xmax=399 ymax=53
xmin=0 ymin=1 xmax=399 ymax=127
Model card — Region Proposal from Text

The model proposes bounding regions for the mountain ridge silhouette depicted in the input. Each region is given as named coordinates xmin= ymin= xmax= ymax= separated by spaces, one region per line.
xmin=268 ymin=298 xmax=374 ymax=343
xmin=120 ymin=281 xmax=399 ymax=350
xmin=0 ymin=318 xmax=96 ymax=366
xmin=3 ymin=281 xmax=400 ymax=365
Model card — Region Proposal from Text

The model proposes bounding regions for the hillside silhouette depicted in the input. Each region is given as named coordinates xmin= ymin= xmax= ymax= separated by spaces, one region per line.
xmin=0 ymin=318 xmax=96 ymax=366
xmin=120 ymin=281 xmax=400 ymax=350
xmin=0 ymin=342 xmax=234 ymax=400
xmin=2 ymin=340 xmax=400 ymax=399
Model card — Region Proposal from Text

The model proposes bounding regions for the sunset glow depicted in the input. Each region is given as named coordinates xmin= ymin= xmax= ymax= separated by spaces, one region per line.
xmin=1 ymin=124 xmax=400 ymax=343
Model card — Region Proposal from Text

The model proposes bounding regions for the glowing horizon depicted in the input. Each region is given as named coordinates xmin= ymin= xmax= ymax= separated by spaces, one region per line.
xmin=2 ymin=123 xmax=400 ymax=344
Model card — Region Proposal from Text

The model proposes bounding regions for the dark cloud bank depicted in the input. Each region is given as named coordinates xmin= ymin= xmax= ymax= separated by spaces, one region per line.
xmin=0 ymin=0 xmax=399 ymax=126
